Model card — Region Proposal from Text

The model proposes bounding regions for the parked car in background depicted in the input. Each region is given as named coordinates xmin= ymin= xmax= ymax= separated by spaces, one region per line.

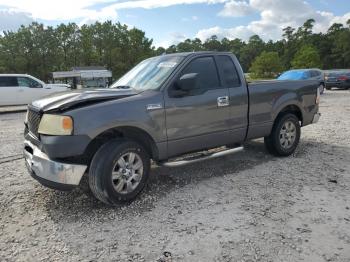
xmin=325 ymin=70 xmax=350 ymax=90
xmin=0 ymin=74 xmax=70 ymax=106
xmin=277 ymin=69 xmax=325 ymax=94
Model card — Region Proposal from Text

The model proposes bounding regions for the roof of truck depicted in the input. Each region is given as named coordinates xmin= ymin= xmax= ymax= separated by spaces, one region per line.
xmin=160 ymin=51 xmax=233 ymax=57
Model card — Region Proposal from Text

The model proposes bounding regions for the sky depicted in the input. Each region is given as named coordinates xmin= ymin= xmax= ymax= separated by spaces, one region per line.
xmin=0 ymin=0 xmax=349 ymax=47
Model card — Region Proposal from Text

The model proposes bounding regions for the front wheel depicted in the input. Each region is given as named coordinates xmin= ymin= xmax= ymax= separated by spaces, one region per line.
xmin=264 ymin=113 xmax=301 ymax=156
xmin=88 ymin=139 xmax=150 ymax=205
xmin=319 ymin=84 xmax=325 ymax=94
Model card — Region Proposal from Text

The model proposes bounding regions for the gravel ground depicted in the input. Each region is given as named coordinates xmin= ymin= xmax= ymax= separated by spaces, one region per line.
xmin=0 ymin=90 xmax=349 ymax=262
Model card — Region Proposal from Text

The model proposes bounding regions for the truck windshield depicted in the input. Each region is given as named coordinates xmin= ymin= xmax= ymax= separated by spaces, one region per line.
xmin=110 ymin=56 xmax=183 ymax=91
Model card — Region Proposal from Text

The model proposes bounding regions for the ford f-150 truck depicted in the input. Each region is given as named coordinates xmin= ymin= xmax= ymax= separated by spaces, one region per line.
xmin=24 ymin=52 xmax=321 ymax=205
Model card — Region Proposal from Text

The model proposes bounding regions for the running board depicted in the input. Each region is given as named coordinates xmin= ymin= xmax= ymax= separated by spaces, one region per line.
xmin=159 ymin=146 xmax=244 ymax=167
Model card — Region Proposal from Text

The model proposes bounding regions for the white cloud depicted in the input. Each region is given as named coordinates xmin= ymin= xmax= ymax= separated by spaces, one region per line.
xmin=0 ymin=0 xmax=118 ymax=21
xmin=105 ymin=0 xmax=227 ymax=10
xmin=0 ymin=9 xmax=34 ymax=31
xmin=197 ymin=0 xmax=350 ymax=42
xmin=157 ymin=32 xmax=187 ymax=47
xmin=0 ymin=0 xmax=227 ymax=21
xmin=0 ymin=0 xmax=224 ymax=31
xmin=181 ymin=15 xmax=199 ymax=22
xmin=0 ymin=0 xmax=349 ymax=45
xmin=197 ymin=25 xmax=255 ymax=40
xmin=218 ymin=0 xmax=255 ymax=17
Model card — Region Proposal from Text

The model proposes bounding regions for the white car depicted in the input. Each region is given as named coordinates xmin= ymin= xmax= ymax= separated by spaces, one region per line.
xmin=0 ymin=74 xmax=70 ymax=106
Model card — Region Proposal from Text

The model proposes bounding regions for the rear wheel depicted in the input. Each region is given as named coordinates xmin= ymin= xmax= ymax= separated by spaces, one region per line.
xmin=264 ymin=113 xmax=301 ymax=156
xmin=88 ymin=139 xmax=150 ymax=205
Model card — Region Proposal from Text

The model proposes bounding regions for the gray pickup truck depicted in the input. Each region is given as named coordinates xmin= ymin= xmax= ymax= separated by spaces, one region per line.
xmin=24 ymin=52 xmax=321 ymax=205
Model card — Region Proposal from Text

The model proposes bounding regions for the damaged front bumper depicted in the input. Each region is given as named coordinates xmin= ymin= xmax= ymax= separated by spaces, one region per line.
xmin=24 ymin=139 xmax=87 ymax=191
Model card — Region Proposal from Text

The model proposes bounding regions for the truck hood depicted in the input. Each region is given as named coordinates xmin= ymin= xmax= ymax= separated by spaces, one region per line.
xmin=31 ymin=88 xmax=140 ymax=112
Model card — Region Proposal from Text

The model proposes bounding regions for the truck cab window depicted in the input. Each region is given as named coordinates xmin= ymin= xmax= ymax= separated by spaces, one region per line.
xmin=181 ymin=56 xmax=220 ymax=90
xmin=217 ymin=55 xmax=241 ymax=87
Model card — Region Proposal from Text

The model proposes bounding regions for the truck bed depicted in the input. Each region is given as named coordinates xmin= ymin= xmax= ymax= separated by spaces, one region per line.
xmin=246 ymin=79 xmax=319 ymax=139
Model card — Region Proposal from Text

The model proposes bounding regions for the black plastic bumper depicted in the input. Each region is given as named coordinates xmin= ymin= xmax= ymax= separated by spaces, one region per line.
xmin=24 ymin=131 xmax=91 ymax=159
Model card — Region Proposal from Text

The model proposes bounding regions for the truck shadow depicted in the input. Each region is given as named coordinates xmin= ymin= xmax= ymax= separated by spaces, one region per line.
xmin=44 ymin=138 xmax=323 ymax=221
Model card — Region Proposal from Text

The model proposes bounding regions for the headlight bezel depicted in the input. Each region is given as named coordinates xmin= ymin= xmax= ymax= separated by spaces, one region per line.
xmin=38 ymin=114 xmax=74 ymax=136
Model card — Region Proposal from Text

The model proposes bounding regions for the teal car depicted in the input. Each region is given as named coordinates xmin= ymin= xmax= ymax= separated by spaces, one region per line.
xmin=278 ymin=69 xmax=325 ymax=94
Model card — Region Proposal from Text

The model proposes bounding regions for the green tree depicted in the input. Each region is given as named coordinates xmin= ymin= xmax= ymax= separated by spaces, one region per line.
xmin=291 ymin=45 xmax=322 ymax=68
xmin=249 ymin=51 xmax=284 ymax=79
xmin=203 ymin=35 xmax=222 ymax=51
xmin=239 ymin=35 xmax=265 ymax=72
xmin=1 ymin=18 xmax=350 ymax=82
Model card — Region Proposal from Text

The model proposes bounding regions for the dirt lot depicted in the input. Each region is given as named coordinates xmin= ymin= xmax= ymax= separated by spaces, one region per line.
xmin=0 ymin=90 xmax=349 ymax=262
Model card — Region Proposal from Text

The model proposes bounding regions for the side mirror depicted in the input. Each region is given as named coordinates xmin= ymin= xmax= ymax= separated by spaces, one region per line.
xmin=170 ymin=73 xmax=199 ymax=98
xmin=177 ymin=73 xmax=198 ymax=91
xmin=31 ymin=82 xmax=43 ymax=88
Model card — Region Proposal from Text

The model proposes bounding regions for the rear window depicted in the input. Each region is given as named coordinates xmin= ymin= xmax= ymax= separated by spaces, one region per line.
xmin=278 ymin=71 xmax=307 ymax=80
xmin=327 ymin=71 xmax=350 ymax=77
xmin=0 ymin=76 xmax=18 ymax=87
xmin=311 ymin=70 xmax=321 ymax=77
xmin=217 ymin=55 xmax=241 ymax=87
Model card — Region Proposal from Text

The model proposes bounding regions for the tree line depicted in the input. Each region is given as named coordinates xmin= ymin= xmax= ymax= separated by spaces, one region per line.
xmin=0 ymin=22 xmax=154 ymax=81
xmin=0 ymin=19 xmax=349 ymax=81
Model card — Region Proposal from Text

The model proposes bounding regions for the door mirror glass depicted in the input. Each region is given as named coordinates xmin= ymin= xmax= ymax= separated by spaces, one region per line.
xmin=30 ymin=80 xmax=42 ymax=88
xmin=32 ymin=83 xmax=42 ymax=88
xmin=177 ymin=73 xmax=198 ymax=91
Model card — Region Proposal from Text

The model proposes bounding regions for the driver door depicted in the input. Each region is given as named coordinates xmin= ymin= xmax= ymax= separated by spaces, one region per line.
xmin=164 ymin=56 xmax=231 ymax=158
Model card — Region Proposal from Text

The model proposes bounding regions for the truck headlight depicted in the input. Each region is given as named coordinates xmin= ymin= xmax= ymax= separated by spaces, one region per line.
xmin=38 ymin=114 xmax=73 ymax=135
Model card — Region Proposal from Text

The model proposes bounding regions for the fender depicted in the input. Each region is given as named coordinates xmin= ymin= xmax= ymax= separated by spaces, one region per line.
xmin=271 ymin=92 xmax=304 ymax=123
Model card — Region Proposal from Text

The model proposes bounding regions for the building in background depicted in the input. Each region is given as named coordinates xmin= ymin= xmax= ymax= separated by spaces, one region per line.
xmin=52 ymin=66 xmax=112 ymax=89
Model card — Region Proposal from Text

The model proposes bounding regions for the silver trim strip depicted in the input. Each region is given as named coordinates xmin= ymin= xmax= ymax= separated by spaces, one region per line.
xmin=146 ymin=103 xmax=163 ymax=110
xmin=217 ymin=96 xmax=229 ymax=107
xmin=161 ymin=146 xmax=244 ymax=167
xmin=24 ymin=140 xmax=87 ymax=185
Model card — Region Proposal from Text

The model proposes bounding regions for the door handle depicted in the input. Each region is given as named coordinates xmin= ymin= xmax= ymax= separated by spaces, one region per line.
xmin=217 ymin=96 xmax=229 ymax=107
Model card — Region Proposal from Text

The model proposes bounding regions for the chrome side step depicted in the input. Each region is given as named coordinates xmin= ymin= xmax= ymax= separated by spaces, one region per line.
xmin=159 ymin=146 xmax=244 ymax=167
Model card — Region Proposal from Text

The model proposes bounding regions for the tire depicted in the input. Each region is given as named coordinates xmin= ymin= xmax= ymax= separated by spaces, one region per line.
xmin=264 ymin=113 xmax=301 ymax=157
xmin=326 ymin=87 xmax=331 ymax=90
xmin=88 ymin=139 xmax=150 ymax=205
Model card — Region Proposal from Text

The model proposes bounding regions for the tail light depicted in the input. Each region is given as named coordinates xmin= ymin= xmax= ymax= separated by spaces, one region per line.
xmin=316 ymin=87 xmax=320 ymax=105
xmin=338 ymin=75 xmax=348 ymax=81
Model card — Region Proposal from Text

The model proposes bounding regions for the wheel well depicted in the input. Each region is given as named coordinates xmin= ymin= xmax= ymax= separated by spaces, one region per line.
xmin=83 ymin=126 xmax=158 ymax=163
xmin=276 ymin=105 xmax=303 ymax=125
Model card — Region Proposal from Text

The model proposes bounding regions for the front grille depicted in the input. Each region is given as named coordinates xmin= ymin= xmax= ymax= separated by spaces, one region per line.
xmin=27 ymin=109 xmax=42 ymax=138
